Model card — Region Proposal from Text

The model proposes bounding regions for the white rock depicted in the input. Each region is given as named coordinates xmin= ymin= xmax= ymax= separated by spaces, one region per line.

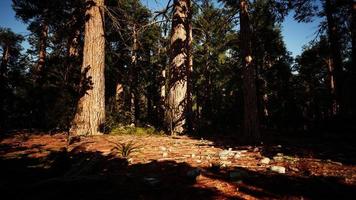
xmin=162 ymin=152 xmax=168 ymax=157
xmin=219 ymin=150 xmax=234 ymax=160
xmin=219 ymin=150 xmax=230 ymax=157
xmin=270 ymin=166 xmax=286 ymax=174
xmin=159 ymin=146 xmax=167 ymax=151
xmin=234 ymin=153 xmax=241 ymax=159
xmin=260 ymin=157 xmax=271 ymax=164
xmin=220 ymin=161 xmax=231 ymax=168
xmin=273 ymin=156 xmax=284 ymax=161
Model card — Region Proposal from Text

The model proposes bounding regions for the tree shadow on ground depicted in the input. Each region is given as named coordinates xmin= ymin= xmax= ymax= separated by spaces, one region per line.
xmin=0 ymin=148 xmax=219 ymax=200
xmin=203 ymin=166 xmax=356 ymax=199
xmin=192 ymin=130 xmax=356 ymax=165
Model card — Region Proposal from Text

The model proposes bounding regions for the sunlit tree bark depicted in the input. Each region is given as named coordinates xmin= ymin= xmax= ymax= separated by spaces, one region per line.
xmin=34 ymin=21 xmax=48 ymax=77
xmin=70 ymin=0 xmax=105 ymax=136
xmin=166 ymin=0 xmax=192 ymax=135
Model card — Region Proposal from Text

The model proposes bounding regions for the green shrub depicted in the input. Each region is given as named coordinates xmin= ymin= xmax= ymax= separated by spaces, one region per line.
xmin=109 ymin=125 xmax=164 ymax=136
xmin=110 ymin=140 xmax=141 ymax=158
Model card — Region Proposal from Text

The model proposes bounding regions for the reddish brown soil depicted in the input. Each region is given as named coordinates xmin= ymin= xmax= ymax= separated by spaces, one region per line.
xmin=0 ymin=132 xmax=355 ymax=200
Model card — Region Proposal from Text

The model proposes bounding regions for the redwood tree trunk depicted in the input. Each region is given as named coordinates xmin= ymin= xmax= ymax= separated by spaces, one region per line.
xmin=240 ymin=0 xmax=260 ymax=142
xmin=35 ymin=21 xmax=48 ymax=76
xmin=70 ymin=0 xmax=105 ymax=136
xmin=325 ymin=0 xmax=343 ymax=114
xmin=166 ymin=0 xmax=191 ymax=135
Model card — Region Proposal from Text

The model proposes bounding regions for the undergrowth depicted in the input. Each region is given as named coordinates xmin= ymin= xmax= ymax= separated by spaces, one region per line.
xmin=109 ymin=140 xmax=141 ymax=158
xmin=109 ymin=125 xmax=164 ymax=136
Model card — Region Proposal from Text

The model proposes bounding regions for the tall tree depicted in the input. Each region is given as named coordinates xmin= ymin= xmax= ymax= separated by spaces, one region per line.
xmin=70 ymin=0 xmax=105 ymax=136
xmin=324 ymin=0 xmax=344 ymax=114
xmin=12 ymin=0 xmax=53 ymax=77
xmin=166 ymin=0 xmax=191 ymax=135
xmin=240 ymin=0 xmax=260 ymax=142
xmin=0 ymin=28 xmax=23 ymax=77
xmin=166 ymin=0 xmax=192 ymax=135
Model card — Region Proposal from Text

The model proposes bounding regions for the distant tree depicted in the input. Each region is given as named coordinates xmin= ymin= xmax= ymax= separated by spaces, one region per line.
xmin=0 ymin=28 xmax=24 ymax=129
xmin=70 ymin=0 xmax=105 ymax=136
xmin=0 ymin=28 xmax=23 ymax=77
xmin=192 ymin=0 xmax=237 ymax=132
xmin=12 ymin=0 xmax=54 ymax=77
xmin=294 ymin=37 xmax=337 ymax=130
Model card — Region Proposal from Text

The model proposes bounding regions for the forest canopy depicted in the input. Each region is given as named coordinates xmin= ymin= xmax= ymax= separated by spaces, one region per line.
xmin=0 ymin=0 xmax=355 ymax=142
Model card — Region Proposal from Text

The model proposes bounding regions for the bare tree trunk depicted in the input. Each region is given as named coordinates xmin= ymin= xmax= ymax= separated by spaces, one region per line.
xmin=34 ymin=21 xmax=48 ymax=77
xmin=186 ymin=0 xmax=193 ymax=133
xmin=166 ymin=0 xmax=191 ymax=135
xmin=325 ymin=58 xmax=337 ymax=116
xmin=130 ymin=24 xmax=139 ymax=125
xmin=240 ymin=0 xmax=260 ymax=142
xmin=325 ymin=0 xmax=343 ymax=114
xmin=70 ymin=0 xmax=105 ymax=136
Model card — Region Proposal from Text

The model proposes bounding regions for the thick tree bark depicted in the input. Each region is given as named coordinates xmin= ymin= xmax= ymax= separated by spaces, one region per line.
xmin=166 ymin=0 xmax=191 ymax=135
xmin=324 ymin=0 xmax=343 ymax=114
xmin=70 ymin=0 xmax=105 ymax=136
xmin=240 ymin=0 xmax=260 ymax=142
xmin=35 ymin=21 xmax=48 ymax=76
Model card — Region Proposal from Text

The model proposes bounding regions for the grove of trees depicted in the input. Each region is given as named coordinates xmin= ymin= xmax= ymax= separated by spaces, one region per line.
xmin=1 ymin=0 xmax=355 ymax=142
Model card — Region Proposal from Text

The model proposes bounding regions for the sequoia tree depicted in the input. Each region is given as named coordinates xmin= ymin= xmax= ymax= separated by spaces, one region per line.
xmin=240 ymin=0 xmax=260 ymax=142
xmin=166 ymin=0 xmax=192 ymax=135
xmin=70 ymin=0 xmax=105 ymax=136
xmin=324 ymin=0 xmax=343 ymax=114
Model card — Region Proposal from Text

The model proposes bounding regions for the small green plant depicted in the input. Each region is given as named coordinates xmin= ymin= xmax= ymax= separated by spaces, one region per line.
xmin=109 ymin=140 xmax=141 ymax=158
xmin=109 ymin=125 xmax=164 ymax=136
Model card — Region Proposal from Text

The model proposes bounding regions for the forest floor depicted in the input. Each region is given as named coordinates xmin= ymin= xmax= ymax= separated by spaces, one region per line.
xmin=0 ymin=131 xmax=355 ymax=200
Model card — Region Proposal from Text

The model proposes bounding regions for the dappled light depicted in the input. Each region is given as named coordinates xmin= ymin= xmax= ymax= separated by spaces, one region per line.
xmin=1 ymin=0 xmax=356 ymax=199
